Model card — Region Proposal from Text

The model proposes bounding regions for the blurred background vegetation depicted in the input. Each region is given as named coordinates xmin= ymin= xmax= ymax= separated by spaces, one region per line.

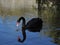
xmin=0 ymin=0 xmax=36 ymax=16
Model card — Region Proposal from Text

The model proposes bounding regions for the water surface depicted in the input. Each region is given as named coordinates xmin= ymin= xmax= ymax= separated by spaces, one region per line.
xmin=0 ymin=15 xmax=59 ymax=45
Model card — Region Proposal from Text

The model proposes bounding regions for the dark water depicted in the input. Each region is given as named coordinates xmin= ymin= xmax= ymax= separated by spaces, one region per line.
xmin=0 ymin=15 xmax=60 ymax=45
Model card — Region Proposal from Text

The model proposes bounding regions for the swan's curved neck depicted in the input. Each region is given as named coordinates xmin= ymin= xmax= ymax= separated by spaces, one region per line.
xmin=17 ymin=17 xmax=26 ymax=26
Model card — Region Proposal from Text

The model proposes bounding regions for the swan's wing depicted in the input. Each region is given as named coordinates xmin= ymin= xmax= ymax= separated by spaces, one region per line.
xmin=26 ymin=18 xmax=43 ymax=28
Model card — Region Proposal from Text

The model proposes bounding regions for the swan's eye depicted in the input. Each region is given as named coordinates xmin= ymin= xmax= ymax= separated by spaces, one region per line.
xmin=16 ymin=22 xmax=20 ymax=27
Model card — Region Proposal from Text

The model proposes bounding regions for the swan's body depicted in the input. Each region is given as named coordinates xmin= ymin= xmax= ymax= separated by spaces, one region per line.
xmin=26 ymin=18 xmax=43 ymax=32
xmin=16 ymin=17 xmax=43 ymax=43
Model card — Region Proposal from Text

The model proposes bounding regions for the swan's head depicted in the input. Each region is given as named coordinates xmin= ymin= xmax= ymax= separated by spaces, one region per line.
xmin=16 ymin=22 xmax=20 ymax=27
xmin=16 ymin=17 xmax=25 ymax=27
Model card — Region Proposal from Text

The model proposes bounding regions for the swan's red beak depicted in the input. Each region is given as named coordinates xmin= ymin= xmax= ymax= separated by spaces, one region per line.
xmin=16 ymin=22 xmax=20 ymax=27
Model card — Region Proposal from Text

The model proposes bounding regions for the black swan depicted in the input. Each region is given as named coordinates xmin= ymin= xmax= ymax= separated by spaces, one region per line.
xmin=16 ymin=17 xmax=43 ymax=43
